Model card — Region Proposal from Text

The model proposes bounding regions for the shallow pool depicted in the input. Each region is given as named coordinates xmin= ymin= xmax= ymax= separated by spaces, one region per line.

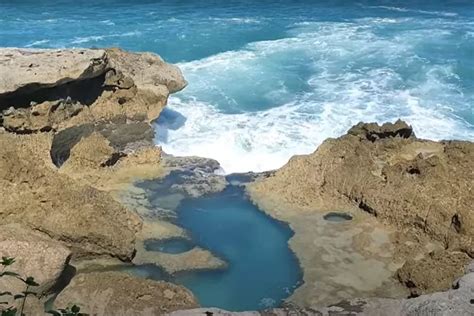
xmin=138 ymin=177 xmax=303 ymax=311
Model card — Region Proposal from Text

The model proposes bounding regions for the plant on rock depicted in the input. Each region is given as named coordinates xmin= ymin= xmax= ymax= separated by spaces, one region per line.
xmin=0 ymin=257 xmax=86 ymax=316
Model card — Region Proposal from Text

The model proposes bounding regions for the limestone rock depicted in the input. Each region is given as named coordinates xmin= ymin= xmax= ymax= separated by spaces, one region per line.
xmin=348 ymin=119 xmax=415 ymax=141
xmin=2 ymin=99 xmax=84 ymax=133
xmin=0 ymin=224 xmax=71 ymax=296
xmin=0 ymin=47 xmax=186 ymax=128
xmin=106 ymin=47 xmax=187 ymax=95
xmin=0 ymin=48 xmax=107 ymax=96
xmin=55 ymin=272 xmax=198 ymax=316
xmin=249 ymin=120 xmax=474 ymax=296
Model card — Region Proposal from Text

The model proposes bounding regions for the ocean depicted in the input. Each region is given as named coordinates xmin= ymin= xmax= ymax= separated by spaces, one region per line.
xmin=2 ymin=0 xmax=473 ymax=173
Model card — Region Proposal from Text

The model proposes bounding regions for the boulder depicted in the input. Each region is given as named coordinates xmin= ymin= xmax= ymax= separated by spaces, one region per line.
xmin=55 ymin=272 xmax=198 ymax=316
xmin=0 ymin=224 xmax=71 ymax=296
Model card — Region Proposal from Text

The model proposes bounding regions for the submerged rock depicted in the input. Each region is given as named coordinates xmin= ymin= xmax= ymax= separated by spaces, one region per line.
xmin=55 ymin=271 xmax=198 ymax=316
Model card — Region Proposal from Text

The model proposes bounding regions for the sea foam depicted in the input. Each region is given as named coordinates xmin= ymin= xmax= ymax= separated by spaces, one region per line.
xmin=156 ymin=20 xmax=474 ymax=173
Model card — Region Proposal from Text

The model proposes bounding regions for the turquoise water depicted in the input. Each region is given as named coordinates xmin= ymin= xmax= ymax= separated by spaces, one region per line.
xmin=137 ymin=175 xmax=302 ymax=311
xmin=173 ymin=186 xmax=302 ymax=311
xmin=144 ymin=238 xmax=194 ymax=254
xmin=1 ymin=0 xmax=473 ymax=172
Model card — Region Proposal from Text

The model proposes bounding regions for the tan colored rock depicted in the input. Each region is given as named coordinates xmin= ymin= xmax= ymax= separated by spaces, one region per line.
xmin=55 ymin=272 xmax=198 ymax=316
xmin=397 ymin=250 xmax=470 ymax=296
xmin=0 ymin=224 xmax=71 ymax=296
xmin=0 ymin=48 xmax=107 ymax=96
xmin=59 ymin=132 xmax=165 ymax=193
xmin=0 ymin=296 xmax=47 ymax=316
xmin=0 ymin=47 xmax=186 ymax=129
xmin=0 ymin=132 xmax=142 ymax=260
xmin=106 ymin=47 xmax=186 ymax=95
xmin=249 ymin=120 xmax=474 ymax=301
xmin=61 ymin=132 xmax=115 ymax=170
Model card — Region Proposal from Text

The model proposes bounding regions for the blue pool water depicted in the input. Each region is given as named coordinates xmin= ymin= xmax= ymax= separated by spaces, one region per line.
xmin=1 ymin=1 xmax=473 ymax=173
xmin=173 ymin=185 xmax=302 ymax=311
xmin=136 ymin=176 xmax=302 ymax=311
xmin=144 ymin=238 xmax=194 ymax=254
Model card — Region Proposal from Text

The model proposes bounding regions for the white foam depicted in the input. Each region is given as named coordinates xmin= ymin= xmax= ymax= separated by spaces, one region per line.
xmin=25 ymin=39 xmax=50 ymax=47
xmin=156 ymin=20 xmax=473 ymax=174
xmin=209 ymin=17 xmax=262 ymax=24
xmin=362 ymin=5 xmax=458 ymax=17
xmin=70 ymin=31 xmax=141 ymax=44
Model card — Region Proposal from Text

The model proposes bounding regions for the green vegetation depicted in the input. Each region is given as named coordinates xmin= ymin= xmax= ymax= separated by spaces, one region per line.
xmin=0 ymin=257 xmax=86 ymax=316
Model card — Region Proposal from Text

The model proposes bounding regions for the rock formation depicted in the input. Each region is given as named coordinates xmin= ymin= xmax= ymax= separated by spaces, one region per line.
xmin=249 ymin=120 xmax=474 ymax=301
xmin=0 ymin=48 xmax=197 ymax=315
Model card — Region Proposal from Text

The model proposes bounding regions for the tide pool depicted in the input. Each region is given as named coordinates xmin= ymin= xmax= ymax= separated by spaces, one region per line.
xmin=136 ymin=175 xmax=302 ymax=311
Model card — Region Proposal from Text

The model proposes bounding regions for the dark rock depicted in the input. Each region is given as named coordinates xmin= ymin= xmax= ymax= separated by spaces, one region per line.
xmin=348 ymin=119 xmax=415 ymax=142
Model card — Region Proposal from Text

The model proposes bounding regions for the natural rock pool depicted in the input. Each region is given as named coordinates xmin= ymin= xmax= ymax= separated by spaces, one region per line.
xmin=144 ymin=238 xmax=194 ymax=254
xmin=134 ymin=174 xmax=303 ymax=311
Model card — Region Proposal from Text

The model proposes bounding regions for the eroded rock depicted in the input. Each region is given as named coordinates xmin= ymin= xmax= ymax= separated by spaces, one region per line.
xmin=0 ymin=47 xmax=186 ymax=130
xmin=0 ymin=132 xmax=142 ymax=260
xmin=249 ymin=120 xmax=474 ymax=299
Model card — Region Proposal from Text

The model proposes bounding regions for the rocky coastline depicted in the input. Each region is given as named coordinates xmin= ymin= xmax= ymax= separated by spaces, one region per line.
xmin=0 ymin=48 xmax=473 ymax=315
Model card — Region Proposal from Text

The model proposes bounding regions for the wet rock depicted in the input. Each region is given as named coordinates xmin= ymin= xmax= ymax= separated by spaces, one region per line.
xmin=55 ymin=271 xmax=198 ymax=316
xmin=159 ymin=155 xmax=227 ymax=197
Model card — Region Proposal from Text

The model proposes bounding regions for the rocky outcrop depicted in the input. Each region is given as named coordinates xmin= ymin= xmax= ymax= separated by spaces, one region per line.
xmin=55 ymin=271 xmax=198 ymax=316
xmin=0 ymin=131 xmax=142 ymax=260
xmin=249 ymin=121 xmax=474 ymax=300
xmin=0 ymin=47 xmax=201 ymax=314
xmin=0 ymin=48 xmax=187 ymax=261
xmin=0 ymin=47 xmax=186 ymax=132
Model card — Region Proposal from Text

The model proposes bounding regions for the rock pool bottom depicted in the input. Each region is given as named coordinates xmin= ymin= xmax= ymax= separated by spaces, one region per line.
xmin=133 ymin=182 xmax=303 ymax=311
